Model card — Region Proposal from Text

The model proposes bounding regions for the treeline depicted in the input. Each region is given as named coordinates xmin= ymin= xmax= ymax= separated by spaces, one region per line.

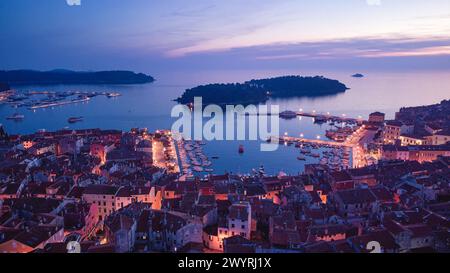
xmin=0 ymin=70 xmax=155 ymax=85
xmin=176 ymin=75 xmax=349 ymax=104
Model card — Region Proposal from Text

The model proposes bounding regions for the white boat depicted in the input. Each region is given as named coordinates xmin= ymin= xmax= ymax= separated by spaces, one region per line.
xmin=193 ymin=166 xmax=204 ymax=172
xmin=6 ymin=113 xmax=24 ymax=120
xmin=106 ymin=92 xmax=121 ymax=98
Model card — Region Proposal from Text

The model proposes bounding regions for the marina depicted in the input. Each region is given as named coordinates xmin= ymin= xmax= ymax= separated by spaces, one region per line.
xmin=176 ymin=137 xmax=214 ymax=177
xmin=1 ymin=90 xmax=121 ymax=110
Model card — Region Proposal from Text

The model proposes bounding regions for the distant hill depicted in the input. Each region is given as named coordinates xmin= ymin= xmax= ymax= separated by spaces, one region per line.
xmin=176 ymin=75 xmax=349 ymax=104
xmin=0 ymin=70 xmax=155 ymax=85
xmin=0 ymin=82 xmax=10 ymax=92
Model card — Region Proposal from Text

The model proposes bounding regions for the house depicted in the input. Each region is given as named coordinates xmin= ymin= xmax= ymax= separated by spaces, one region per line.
xmin=223 ymin=235 xmax=256 ymax=253
xmin=104 ymin=213 xmax=136 ymax=253
xmin=332 ymin=188 xmax=378 ymax=218
xmin=115 ymin=186 xmax=152 ymax=210
xmin=203 ymin=201 xmax=252 ymax=252
xmin=82 ymin=185 xmax=119 ymax=222
xmin=329 ymin=170 xmax=354 ymax=191
xmin=369 ymin=112 xmax=385 ymax=124
xmin=0 ymin=226 xmax=64 ymax=253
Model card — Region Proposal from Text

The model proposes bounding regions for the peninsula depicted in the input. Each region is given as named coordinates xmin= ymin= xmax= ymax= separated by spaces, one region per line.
xmin=0 ymin=69 xmax=155 ymax=85
xmin=176 ymin=75 xmax=349 ymax=104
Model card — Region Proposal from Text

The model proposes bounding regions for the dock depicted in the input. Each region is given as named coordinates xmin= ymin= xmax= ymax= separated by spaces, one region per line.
xmin=281 ymin=110 xmax=365 ymax=124
xmin=273 ymin=136 xmax=352 ymax=148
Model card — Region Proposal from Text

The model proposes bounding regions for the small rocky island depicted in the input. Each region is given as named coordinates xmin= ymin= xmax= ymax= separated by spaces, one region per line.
xmin=352 ymin=73 xmax=364 ymax=78
xmin=176 ymin=75 xmax=349 ymax=104
xmin=0 ymin=69 xmax=155 ymax=85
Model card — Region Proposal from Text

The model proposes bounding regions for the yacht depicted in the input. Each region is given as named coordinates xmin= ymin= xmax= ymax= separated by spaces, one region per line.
xmin=6 ymin=113 xmax=24 ymax=120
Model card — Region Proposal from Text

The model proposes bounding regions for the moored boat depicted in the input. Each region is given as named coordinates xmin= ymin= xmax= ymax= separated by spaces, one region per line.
xmin=238 ymin=145 xmax=244 ymax=154
xmin=6 ymin=113 xmax=24 ymax=120
xmin=68 ymin=116 xmax=83 ymax=123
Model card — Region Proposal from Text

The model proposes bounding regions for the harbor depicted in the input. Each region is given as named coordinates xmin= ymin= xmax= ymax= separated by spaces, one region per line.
xmin=176 ymin=137 xmax=214 ymax=177
xmin=280 ymin=109 xmax=365 ymax=125
xmin=2 ymin=90 xmax=122 ymax=110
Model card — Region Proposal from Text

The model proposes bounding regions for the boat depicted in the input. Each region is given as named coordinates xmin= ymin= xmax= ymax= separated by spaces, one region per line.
xmin=297 ymin=156 xmax=306 ymax=161
xmin=279 ymin=110 xmax=298 ymax=119
xmin=238 ymin=145 xmax=244 ymax=154
xmin=311 ymin=153 xmax=321 ymax=158
xmin=211 ymin=156 xmax=219 ymax=159
xmin=314 ymin=116 xmax=328 ymax=124
xmin=68 ymin=116 xmax=83 ymax=123
xmin=193 ymin=166 xmax=204 ymax=172
xmin=106 ymin=92 xmax=121 ymax=98
xmin=300 ymin=147 xmax=311 ymax=154
xmin=258 ymin=165 xmax=266 ymax=176
xmin=6 ymin=113 xmax=24 ymax=120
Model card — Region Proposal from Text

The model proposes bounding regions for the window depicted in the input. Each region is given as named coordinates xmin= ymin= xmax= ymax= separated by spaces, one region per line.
xmin=231 ymin=224 xmax=235 ymax=228
xmin=241 ymin=225 xmax=245 ymax=229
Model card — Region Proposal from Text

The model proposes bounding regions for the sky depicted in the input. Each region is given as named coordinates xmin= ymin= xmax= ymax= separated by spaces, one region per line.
xmin=1 ymin=0 xmax=450 ymax=74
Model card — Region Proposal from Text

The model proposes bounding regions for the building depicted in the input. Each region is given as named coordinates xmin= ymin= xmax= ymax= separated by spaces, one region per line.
xmin=82 ymin=185 xmax=119 ymax=222
xmin=381 ymin=144 xmax=450 ymax=163
xmin=115 ymin=186 xmax=152 ymax=210
xmin=332 ymin=188 xmax=378 ymax=218
xmin=369 ymin=112 xmax=385 ymax=124
xmin=203 ymin=201 xmax=252 ymax=251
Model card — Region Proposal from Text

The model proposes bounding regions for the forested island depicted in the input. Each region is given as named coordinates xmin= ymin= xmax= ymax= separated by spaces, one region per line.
xmin=176 ymin=76 xmax=349 ymax=104
xmin=0 ymin=70 xmax=155 ymax=85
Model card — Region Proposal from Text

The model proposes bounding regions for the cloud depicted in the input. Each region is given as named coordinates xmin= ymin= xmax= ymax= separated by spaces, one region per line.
xmin=360 ymin=45 xmax=450 ymax=57
xmin=66 ymin=0 xmax=81 ymax=6
xmin=186 ymin=36 xmax=450 ymax=61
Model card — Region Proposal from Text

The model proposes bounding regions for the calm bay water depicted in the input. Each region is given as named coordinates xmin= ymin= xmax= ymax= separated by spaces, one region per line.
xmin=1 ymin=70 xmax=449 ymax=175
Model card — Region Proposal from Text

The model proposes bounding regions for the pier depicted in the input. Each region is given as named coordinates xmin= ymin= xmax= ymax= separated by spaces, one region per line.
xmin=281 ymin=110 xmax=366 ymax=124
xmin=274 ymin=136 xmax=352 ymax=148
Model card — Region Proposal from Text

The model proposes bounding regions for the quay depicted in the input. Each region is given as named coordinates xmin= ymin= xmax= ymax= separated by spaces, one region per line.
xmin=28 ymin=97 xmax=91 ymax=109
xmin=273 ymin=136 xmax=352 ymax=148
xmin=281 ymin=110 xmax=365 ymax=124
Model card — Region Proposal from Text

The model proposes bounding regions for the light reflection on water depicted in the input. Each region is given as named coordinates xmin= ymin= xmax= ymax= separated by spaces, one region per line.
xmin=1 ymin=70 xmax=449 ymax=174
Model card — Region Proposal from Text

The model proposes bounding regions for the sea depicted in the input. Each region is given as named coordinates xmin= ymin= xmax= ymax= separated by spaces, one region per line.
xmin=1 ymin=69 xmax=449 ymax=175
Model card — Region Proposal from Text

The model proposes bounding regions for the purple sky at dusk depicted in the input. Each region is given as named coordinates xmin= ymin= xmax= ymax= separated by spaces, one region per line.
xmin=1 ymin=0 xmax=450 ymax=73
